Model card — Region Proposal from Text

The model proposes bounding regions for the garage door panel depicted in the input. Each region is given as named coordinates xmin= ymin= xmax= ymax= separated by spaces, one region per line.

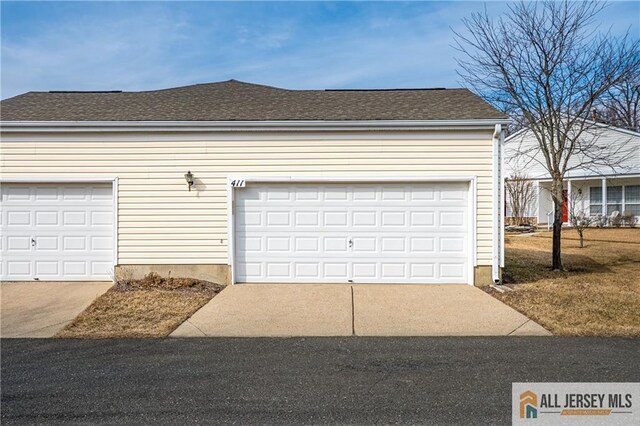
xmin=235 ymin=182 xmax=470 ymax=284
xmin=3 ymin=187 xmax=30 ymax=201
xmin=440 ymin=263 xmax=467 ymax=279
xmin=36 ymin=261 xmax=59 ymax=276
xmin=0 ymin=183 xmax=114 ymax=281
xmin=7 ymin=211 xmax=31 ymax=226
xmin=35 ymin=236 xmax=59 ymax=251
xmin=324 ymin=262 xmax=349 ymax=279
xmin=411 ymin=263 xmax=436 ymax=279
xmin=91 ymin=261 xmax=113 ymax=276
xmin=90 ymin=236 xmax=114 ymax=251
xmin=8 ymin=261 xmax=31 ymax=277
xmin=294 ymin=237 xmax=319 ymax=252
xmin=7 ymin=236 xmax=31 ymax=251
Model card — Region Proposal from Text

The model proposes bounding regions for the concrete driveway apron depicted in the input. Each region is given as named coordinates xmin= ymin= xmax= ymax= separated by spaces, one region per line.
xmin=1 ymin=282 xmax=112 ymax=338
xmin=171 ymin=284 xmax=550 ymax=337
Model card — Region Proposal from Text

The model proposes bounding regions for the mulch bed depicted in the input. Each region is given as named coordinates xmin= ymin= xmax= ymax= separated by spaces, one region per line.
xmin=113 ymin=272 xmax=224 ymax=296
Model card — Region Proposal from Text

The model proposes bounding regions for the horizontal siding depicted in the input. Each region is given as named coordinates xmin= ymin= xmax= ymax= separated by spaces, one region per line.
xmin=505 ymin=127 xmax=640 ymax=179
xmin=1 ymin=132 xmax=496 ymax=266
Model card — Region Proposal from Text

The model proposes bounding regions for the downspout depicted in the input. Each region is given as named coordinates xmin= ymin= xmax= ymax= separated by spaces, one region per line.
xmin=499 ymin=129 xmax=505 ymax=271
xmin=492 ymin=124 xmax=502 ymax=283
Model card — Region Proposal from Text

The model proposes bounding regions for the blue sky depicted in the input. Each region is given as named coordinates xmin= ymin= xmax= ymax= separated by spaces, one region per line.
xmin=1 ymin=1 xmax=638 ymax=99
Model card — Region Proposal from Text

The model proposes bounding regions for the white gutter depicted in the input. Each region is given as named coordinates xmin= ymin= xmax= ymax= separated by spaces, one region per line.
xmin=492 ymin=124 xmax=503 ymax=283
xmin=499 ymin=129 xmax=505 ymax=270
xmin=0 ymin=119 xmax=511 ymax=133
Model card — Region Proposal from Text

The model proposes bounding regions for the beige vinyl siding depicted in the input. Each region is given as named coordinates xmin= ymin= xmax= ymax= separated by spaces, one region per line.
xmin=0 ymin=130 xmax=496 ymax=265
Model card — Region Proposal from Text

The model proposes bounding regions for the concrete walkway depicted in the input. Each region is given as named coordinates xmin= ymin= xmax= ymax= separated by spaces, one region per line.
xmin=171 ymin=284 xmax=550 ymax=337
xmin=1 ymin=282 xmax=112 ymax=338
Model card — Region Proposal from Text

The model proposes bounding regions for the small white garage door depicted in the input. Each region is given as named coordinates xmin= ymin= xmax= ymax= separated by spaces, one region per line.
xmin=234 ymin=182 xmax=470 ymax=284
xmin=0 ymin=183 xmax=114 ymax=281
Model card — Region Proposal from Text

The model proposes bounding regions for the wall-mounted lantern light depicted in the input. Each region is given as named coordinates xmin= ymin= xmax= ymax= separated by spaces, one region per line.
xmin=184 ymin=171 xmax=195 ymax=191
xmin=578 ymin=188 xmax=583 ymax=196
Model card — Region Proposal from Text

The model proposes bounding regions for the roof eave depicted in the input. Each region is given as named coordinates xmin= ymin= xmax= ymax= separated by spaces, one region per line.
xmin=0 ymin=119 xmax=511 ymax=133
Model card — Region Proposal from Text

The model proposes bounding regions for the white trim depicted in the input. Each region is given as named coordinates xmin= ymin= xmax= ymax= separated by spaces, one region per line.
xmin=0 ymin=177 xmax=118 ymax=281
xmin=567 ymin=180 xmax=573 ymax=220
xmin=227 ymin=178 xmax=235 ymax=285
xmin=534 ymin=180 xmax=541 ymax=225
xmin=499 ymin=129 xmax=505 ymax=269
xmin=113 ymin=177 xmax=119 ymax=266
xmin=226 ymin=176 xmax=476 ymax=184
xmin=1 ymin=119 xmax=511 ymax=133
xmin=534 ymin=173 xmax=640 ymax=182
xmin=227 ymin=175 xmax=478 ymax=286
xmin=0 ymin=177 xmax=118 ymax=183
xmin=470 ymin=177 xmax=478 ymax=271
xmin=492 ymin=124 xmax=501 ymax=283
xmin=0 ymin=130 xmax=498 ymax=143
xmin=602 ymin=178 xmax=607 ymax=217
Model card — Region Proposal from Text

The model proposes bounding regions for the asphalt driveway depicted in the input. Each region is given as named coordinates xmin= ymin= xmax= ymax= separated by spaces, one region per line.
xmin=2 ymin=337 xmax=638 ymax=424
xmin=0 ymin=282 xmax=112 ymax=337
xmin=172 ymin=284 xmax=550 ymax=337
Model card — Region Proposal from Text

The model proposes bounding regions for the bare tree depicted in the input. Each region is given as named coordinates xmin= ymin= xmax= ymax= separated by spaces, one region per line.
xmin=506 ymin=175 xmax=536 ymax=226
xmin=597 ymin=72 xmax=640 ymax=131
xmin=568 ymin=190 xmax=597 ymax=248
xmin=454 ymin=1 xmax=640 ymax=270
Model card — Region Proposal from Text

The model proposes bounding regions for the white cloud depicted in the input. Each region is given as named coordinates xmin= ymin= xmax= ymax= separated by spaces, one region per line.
xmin=1 ymin=1 xmax=637 ymax=99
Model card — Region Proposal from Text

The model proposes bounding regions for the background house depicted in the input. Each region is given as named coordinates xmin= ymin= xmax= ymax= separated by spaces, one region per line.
xmin=504 ymin=121 xmax=640 ymax=226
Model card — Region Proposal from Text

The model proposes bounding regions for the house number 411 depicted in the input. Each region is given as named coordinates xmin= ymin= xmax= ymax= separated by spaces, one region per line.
xmin=230 ymin=179 xmax=246 ymax=187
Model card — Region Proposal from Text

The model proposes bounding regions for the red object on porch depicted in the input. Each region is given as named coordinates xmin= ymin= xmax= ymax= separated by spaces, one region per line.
xmin=562 ymin=190 xmax=568 ymax=222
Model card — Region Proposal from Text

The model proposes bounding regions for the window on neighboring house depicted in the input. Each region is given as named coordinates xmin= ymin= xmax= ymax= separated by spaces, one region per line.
xmin=590 ymin=186 xmax=602 ymax=215
xmin=625 ymin=185 xmax=640 ymax=216
xmin=607 ymin=186 xmax=623 ymax=215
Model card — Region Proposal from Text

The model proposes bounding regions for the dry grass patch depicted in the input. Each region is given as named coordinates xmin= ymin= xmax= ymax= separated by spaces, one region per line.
xmin=489 ymin=228 xmax=640 ymax=337
xmin=57 ymin=273 xmax=224 ymax=338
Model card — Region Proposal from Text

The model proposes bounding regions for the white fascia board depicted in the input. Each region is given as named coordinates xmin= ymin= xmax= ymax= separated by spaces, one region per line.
xmin=0 ymin=119 xmax=511 ymax=133
xmin=534 ymin=173 xmax=640 ymax=182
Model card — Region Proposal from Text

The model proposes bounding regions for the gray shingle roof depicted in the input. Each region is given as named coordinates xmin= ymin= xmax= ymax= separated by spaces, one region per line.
xmin=0 ymin=80 xmax=505 ymax=122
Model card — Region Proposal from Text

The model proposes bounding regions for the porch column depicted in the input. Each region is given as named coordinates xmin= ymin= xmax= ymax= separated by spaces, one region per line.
xmin=602 ymin=178 xmax=607 ymax=217
xmin=535 ymin=181 xmax=540 ymax=224
xmin=567 ymin=180 xmax=572 ymax=221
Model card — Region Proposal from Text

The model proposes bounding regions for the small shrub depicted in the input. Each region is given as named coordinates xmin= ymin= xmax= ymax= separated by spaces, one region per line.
xmin=611 ymin=214 xmax=624 ymax=228
xmin=622 ymin=211 xmax=638 ymax=228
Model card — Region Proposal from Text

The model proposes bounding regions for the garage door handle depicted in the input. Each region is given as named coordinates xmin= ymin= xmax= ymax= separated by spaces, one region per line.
xmin=31 ymin=238 xmax=36 ymax=247
xmin=348 ymin=239 xmax=353 ymax=248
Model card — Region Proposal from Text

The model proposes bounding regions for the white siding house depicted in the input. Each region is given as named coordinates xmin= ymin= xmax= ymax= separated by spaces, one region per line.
xmin=504 ymin=121 xmax=640 ymax=226
xmin=1 ymin=80 xmax=509 ymax=285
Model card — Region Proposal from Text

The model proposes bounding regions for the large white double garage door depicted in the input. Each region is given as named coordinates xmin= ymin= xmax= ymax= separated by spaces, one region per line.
xmin=234 ymin=182 xmax=471 ymax=284
xmin=0 ymin=183 xmax=114 ymax=281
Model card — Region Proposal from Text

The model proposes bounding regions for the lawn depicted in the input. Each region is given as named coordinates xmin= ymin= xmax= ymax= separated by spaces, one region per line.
xmin=489 ymin=228 xmax=640 ymax=337
xmin=57 ymin=273 xmax=224 ymax=338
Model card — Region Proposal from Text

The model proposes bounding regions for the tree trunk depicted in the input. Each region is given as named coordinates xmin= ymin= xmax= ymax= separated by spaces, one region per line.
xmin=551 ymin=178 xmax=564 ymax=271
xmin=579 ymin=230 xmax=584 ymax=248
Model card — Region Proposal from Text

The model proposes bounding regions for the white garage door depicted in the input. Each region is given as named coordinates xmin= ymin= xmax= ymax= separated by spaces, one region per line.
xmin=234 ymin=182 xmax=470 ymax=284
xmin=0 ymin=183 xmax=114 ymax=281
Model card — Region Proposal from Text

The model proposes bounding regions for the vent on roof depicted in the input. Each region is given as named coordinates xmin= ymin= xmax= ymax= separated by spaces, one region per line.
xmin=48 ymin=90 xmax=123 ymax=93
